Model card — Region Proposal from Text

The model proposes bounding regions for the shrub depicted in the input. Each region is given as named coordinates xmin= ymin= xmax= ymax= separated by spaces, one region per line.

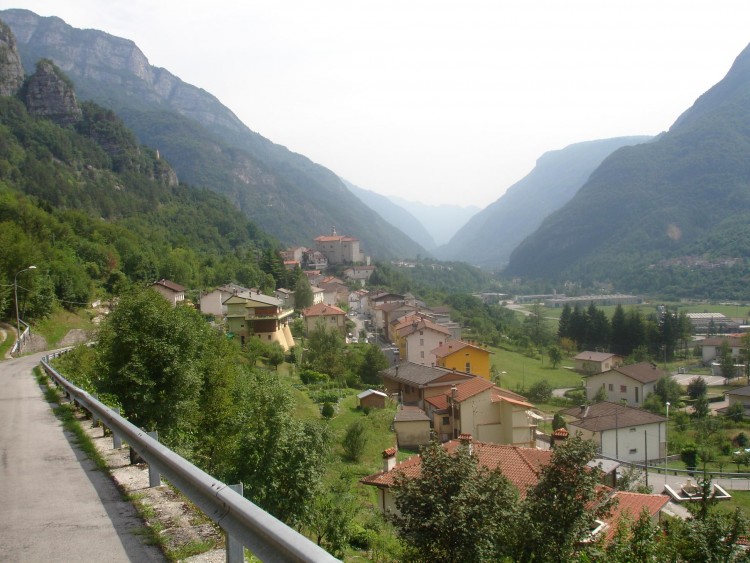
xmin=342 ymin=420 xmax=368 ymax=462
xmin=321 ymin=402 xmax=335 ymax=419
xmin=526 ymin=380 xmax=553 ymax=403
xmin=735 ymin=432 xmax=748 ymax=448
xmin=300 ymin=369 xmax=329 ymax=385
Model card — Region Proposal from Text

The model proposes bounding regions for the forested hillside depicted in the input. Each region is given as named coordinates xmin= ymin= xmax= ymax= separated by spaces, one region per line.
xmin=0 ymin=63 xmax=286 ymax=324
xmin=1 ymin=9 xmax=428 ymax=260
xmin=504 ymin=42 xmax=750 ymax=299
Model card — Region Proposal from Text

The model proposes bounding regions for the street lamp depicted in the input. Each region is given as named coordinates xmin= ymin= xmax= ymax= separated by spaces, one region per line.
xmin=14 ymin=265 xmax=37 ymax=349
xmin=664 ymin=401 xmax=670 ymax=483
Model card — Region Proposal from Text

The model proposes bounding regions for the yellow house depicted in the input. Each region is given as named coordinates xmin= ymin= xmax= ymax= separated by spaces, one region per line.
xmin=425 ymin=377 xmax=537 ymax=446
xmin=432 ymin=340 xmax=492 ymax=379
xmin=223 ymin=293 xmax=295 ymax=350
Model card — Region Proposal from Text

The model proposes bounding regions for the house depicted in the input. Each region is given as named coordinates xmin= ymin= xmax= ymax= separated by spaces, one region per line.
xmin=151 ymin=279 xmax=186 ymax=307
xmin=343 ymin=265 xmax=376 ymax=286
xmin=303 ymin=270 xmax=323 ymax=287
xmin=600 ymin=492 xmax=671 ymax=541
xmin=348 ymin=289 xmax=369 ymax=312
xmin=720 ymin=385 xmax=750 ymax=418
xmin=376 ymin=303 xmax=419 ymax=339
xmin=584 ymin=362 xmax=667 ymax=407
xmin=274 ymin=288 xmax=295 ymax=309
xmin=301 ymin=249 xmax=328 ymax=270
xmin=361 ymin=438 xmax=553 ymax=514
xmin=199 ymin=283 xmax=252 ymax=317
xmin=574 ymin=352 xmax=624 ymax=375
xmin=280 ymin=246 xmax=306 ymax=263
xmin=561 ymin=401 xmax=667 ymax=463
xmin=432 ymin=340 xmax=493 ymax=379
xmin=223 ymin=292 xmax=295 ymax=350
xmin=302 ymin=302 xmax=347 ymax=336
xmin=424 ymin=377 xmax=537 ymax=446
xmin=362 ymin=438 xmax=675 ymax=541
xmin=309 ymin=285 xmax=325 ymax=305
xmin=318 ymin=277 xmax=348 ymax=307
xmin=366 ymin=292 xmax=406 ymax=315
xmin=393 ymin=406 xmax=432 ymax=449
xmin=380 ymin=362 xmax=473 ymax=411
xmin=699 ymin=335 xmax=745 ymax=364
xmin=313 ymin=229 xmax=364 ymax=264
xmin=357 ymin=389 xmax=388 ymax=409
xmin=392 ymin=317 xmax=451 ymax=366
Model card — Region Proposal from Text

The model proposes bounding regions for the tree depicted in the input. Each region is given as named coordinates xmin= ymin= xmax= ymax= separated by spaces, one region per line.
xmin=306 ymin=323 xmax=347 ymax=384
xmin=265 ymin=341 xmax=286 ymax=370
xmin=686 ymin=377 xmax=708 ymax=400
xmin=526 ymin=380 xmax=552 ymax=403
xmin=547 ymin=345 xmax=563 ymax=368
xmin=515 ymin=434 xmax=615 ymax=562
xmin=342 ymin=420 xmax=368 ymax=462
xmin=681 ymin=444 xmax=698 ymax=471
xmin=293 ymin=271 xmax=313 ymax=310
xmin=228 ymin=369 xmax=330 ymax=527
xmin=719 ymin=340 xmax=737 ymax=380
xmin=552 ymin=413 xmax=567 ymax=431
xmin=727 ymin=401 xmax=746 ymax=423
xmin=94 ymin=288 xmax=212 ymax=446
xmin=390 ymin=439 xmax=519 ymax=562
xmin=653 ymin=375 xmax=683 ymax=407
xmin=593 ymin=385 xmax=608 ymax=402
xmin=305 ymin=475 xmax=360 ymax=557
xmin=321 ymin=402 xmax=335 ymax=419
xmin=692 ymin=394 xmax=710 ymax=419
xmin=359 ymin=344 xmax=388 ymax=385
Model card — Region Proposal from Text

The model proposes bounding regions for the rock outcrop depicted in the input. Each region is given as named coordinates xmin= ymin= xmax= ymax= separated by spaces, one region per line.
xmin=25 ymin=59 xmax=81 ymax=126
xmin=0 ymin=19 xmax=24 ymax=96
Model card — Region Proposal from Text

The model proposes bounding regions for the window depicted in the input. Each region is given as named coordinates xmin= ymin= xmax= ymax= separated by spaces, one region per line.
xmin=635 ymin=387 xmax=639 ymax=403
xmin=629 ymin=448 xmax=637 ymax=454
xmin=620 ymin=385 xmax=627 ymax=393
xmin=442 ymin=416 xmax=450 ymax=425
xmin=608 ymin=384 xmax=613 ymax=391
xmin=420 ymin=351 xmax=425 ymax=359
xmin=420 ymin=338 xmax=424 ymax=346
xmin=629 ymin=427 xmax=637 ymax=432
xmin=465 ymin=362 xmax=471 ymax=374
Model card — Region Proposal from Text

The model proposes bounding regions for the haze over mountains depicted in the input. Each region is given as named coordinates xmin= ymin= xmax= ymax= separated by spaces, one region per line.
xmin=435 ymin=136 xmax=653 ymax=268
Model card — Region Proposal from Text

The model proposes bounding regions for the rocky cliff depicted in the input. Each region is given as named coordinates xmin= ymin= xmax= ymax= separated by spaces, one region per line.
xmin=0 ymin=19 xmax=23 ymax=96
xmin=25 ymin=59 xmax=82 ymax=126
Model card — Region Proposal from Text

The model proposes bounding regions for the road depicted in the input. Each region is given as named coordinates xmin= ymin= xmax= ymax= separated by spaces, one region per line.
xmin=0 ymin=351 xmax=165 ymax=562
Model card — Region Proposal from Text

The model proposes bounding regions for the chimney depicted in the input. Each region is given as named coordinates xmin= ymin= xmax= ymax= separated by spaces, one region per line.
xmin=383 ymin=447 xmax=397 ymax=472
xmin=458 ymin=433 xmax=473 ymax=455
xmin=551 ymin=427 xmax=569 ymax=449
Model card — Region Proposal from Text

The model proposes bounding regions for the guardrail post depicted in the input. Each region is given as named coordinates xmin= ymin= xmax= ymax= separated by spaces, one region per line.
xmin=91 ymin=394 xmax=100 ymax=427
xmin=147 ymin=431 xmax=161 ymax=487
xmin=226 ymin=483 xmax=244 ymax=563
xmin=112 ymin=408 xmax=122 ymax=449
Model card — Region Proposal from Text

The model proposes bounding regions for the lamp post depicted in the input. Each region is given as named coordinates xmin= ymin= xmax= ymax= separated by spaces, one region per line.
xmin=664 ymin=401 xmax=670 ymax=483
xmin=14 ymin=265 xmax=37 ymax=348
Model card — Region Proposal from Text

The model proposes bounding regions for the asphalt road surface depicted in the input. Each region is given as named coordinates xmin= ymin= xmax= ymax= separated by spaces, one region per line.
xmin=0 ymin=351 xmax=165 ymax=562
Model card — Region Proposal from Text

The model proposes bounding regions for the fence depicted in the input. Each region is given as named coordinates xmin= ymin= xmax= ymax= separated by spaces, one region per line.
xmin=10 ymin=320 xmax=30 ymax=356
xmin=41 ymin=353 xmax=339 ymax=563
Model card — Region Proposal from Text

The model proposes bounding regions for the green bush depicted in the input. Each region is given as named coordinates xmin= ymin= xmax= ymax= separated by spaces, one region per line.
xmin=321 ymin=402 xmax=335 ymax=419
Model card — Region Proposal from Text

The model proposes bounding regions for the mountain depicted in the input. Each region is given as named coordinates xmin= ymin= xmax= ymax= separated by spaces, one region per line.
xmin=0 ymin=44 xmax=284 ymax=319
xmin=0 ymin=9 xmax=427 ymax=260
xmin=389 ymin=197 xmax=479 ymax=247
xmin=344 ymin=180 xmax=437 ymax=252
xmin=435 ymin=137 xmax=652 ymax=268
xmin=504 ymin=42 xmax=750 ymax=299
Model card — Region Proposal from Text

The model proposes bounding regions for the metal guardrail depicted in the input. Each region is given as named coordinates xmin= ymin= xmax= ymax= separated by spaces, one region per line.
xmin=10 ymin=320 xmax=30 ymax=355
xmin=41 ymin=353 xmax=339 ymax=563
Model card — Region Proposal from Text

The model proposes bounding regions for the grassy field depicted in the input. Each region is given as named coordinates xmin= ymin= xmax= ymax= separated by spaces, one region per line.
xmin=34 ymin=307 xmax=96 ymax=348
xmin=489 ymin=344 xmax=582 ymax=393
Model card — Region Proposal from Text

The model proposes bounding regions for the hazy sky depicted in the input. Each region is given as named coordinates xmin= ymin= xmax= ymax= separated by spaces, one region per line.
xmin=4 ymin=1 xmax=750 ymax=207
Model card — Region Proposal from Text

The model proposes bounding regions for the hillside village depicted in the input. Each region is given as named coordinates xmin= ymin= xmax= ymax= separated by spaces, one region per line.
xmin=141 ymin=224 xmax=750 ymax=557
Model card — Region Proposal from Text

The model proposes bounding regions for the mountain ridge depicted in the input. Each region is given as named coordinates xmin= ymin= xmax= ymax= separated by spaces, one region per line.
xmin=1 ymin=8 xmax=428 ymax=260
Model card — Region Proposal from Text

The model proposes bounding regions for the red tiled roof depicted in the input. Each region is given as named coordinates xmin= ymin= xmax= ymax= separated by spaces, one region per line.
xmin=302 ymin=303 xmax=347 ymax=317
xmin=396 ymin=318 xmax=451 ymax=338
xmin=425 ymin=394 xmax=449 ymax=410
xmin=451 ymin=377 xmax=495 ymax=402
xmin=361 ymin=440 xmax=552 ymax=498
xmin=602 ymin=492 xmax=670 ymax=541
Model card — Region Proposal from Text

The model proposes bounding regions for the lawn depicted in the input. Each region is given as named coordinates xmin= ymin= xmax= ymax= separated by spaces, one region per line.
xmin=488 ymin=344 xmax=582 ymax=393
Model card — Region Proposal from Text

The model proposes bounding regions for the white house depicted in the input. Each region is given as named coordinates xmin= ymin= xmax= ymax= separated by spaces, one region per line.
xmin=584 ymin=362 xmax=667 ymax=408
xmin=561 ymin=401 xmax=667 ymax=463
